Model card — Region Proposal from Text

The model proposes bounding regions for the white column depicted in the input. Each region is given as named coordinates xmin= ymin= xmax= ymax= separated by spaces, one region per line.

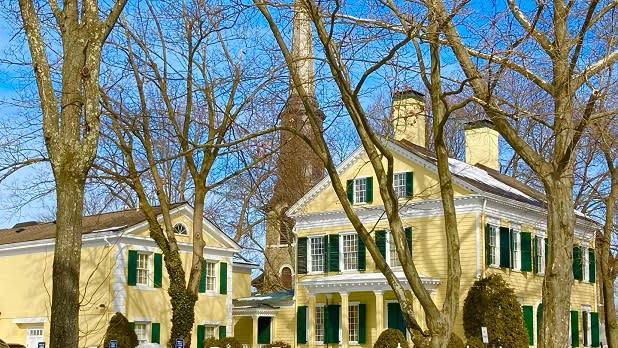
xmin=374 ymin=290 xmax=384 ymax=337
xmin=308 ymin=294 xmax=316 ymax=348
xmin=252 ymin=315 xmax=258 ymax=348
xmin=341 ymin=291 xmax=349 ymax=347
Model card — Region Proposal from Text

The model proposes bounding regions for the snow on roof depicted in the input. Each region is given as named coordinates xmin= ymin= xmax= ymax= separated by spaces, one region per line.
xmin=447 ymin=158 xmax=534 ymax=201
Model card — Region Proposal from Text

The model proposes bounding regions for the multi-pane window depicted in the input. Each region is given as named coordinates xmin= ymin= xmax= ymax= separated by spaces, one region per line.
xmin=173 ymin=223 xmax=188 ymax=235
xmin=583 ymin=307 xmax=592 ymax=346
xmin=536 ymin=237 xmax=545 ymax=274
xmin=315 ymin=306 xmax=325 ymax=342
xmin=583 ymin=247 xmax=590 ymax=282
xmin=393 ymin=173 xmax=407 ymax=198
xmin=354 ymin=178 xmax=367 ymax=204
xmin=512 ymin=230 xmax=521 ymax=270
xmin=134 ymin=323 xmax=149 ymax=345
xmin=205 ymin=326 xmax=217 ymax=339
xmin=136 ymin=253 xmax=150 ymax=286
xmin=349 ymin=304 xmax=359 ymax=342
xmin=388 ymin=232 xmax=401 ymax=267
xmin=309 ymin=237 xmax=325 ymax=272
xmin=342 ymin=234 xmax=358 ymax=270
xmin=205 ymin=262 xmax=216 ymax=291
xmin=488 ymin=225 xmax=499 ymax=266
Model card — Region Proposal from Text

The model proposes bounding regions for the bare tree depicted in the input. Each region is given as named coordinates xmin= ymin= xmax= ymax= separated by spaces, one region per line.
xmin=12 ymin=1 xmax=126 ymax=347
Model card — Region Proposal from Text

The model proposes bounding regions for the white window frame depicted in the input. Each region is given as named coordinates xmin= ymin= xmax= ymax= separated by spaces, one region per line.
xmin=537 ymin=236 xmax=546 ymax=275
xmin=582 ymin=305 xmax=592 ymax=347
xmin=512 ymin=230 xmax=521 ymax=271
xmin=393 ymin=172 xmax=407 ymax=199
xmin=308 ymin=236 xmax=326 ymax=273
xmin=136 ymin=253 xmax=151 ymax=287
xmin=205 ymin=325 xmax=217 ymax=339
xmin=134 ymin=322 xmax=150 ymax=345
xmin=487 ymin=225 xmax=500 ymax=267
xmin=348 ymin=302 xmax=360 ymax=344
xmin=204 ymin=261 xmax=217 ymax=292
xmin=583 ymin=245 xmax=590 ymax=282
xmin=173 ymin=222 xmax=188 ymax=235
xmin=386 ymin=230 xmax=401 ymax=268
xmin=315 ymin=304 xmax=325 ymax=344
xmin=353 ymin=177 xmax=369 ymax=204
xmin=340 ymin=233 xmax=358 ymax=271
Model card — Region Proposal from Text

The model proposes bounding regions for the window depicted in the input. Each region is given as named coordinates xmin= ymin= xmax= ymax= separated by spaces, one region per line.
xmin=137 ymin=253 xmax=150 ymax=286
xmin=205 ymin=326 xmax=217 ymax=339
xmin=583 ymin=246 xmax=590 ymax=282
xmin=173 ymin=223 xmax=188 ymax=235
xmin=342 ymin=234 xmax=358 ymax=271
xmin=315 ymin=305 xmax=325 ymax=343
xmin=512 ymin=230 xmax=521 ymax=271
xmin=309 ymin=236 xmax=325 ymax=273
xmin=487 ymin=225 xmax=499 ymax=266
xmin=349 ymin=304 xmax=359 ymax=343
xmin=279 ymin=216 xmax=294 ymax=244
xmin=393 ymin=173 xmax=407 ymax=198
xmin=135 ymin=323 xmax=149 ymax=345
xmin=280 ymin=266 xmax=293 ymax=289
xmin=582 ymin=307 xmax=591 ymax=347
xmin=204 ymin=262 xmax=216 ymax=291
xmin=536 ymin=237 xmax=546 ymax=274
xmin=388 ymin=232 xmax=401 ymax=267
xmin=354 ymin=178 xmax=367 ymax=204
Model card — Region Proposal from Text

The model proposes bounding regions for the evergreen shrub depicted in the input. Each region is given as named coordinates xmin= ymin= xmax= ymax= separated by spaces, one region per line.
xmin=447 ymin=333 xmax=464 ymax=348
xmin=462 ymin=274 xmax=529 ymax=348
xmin=373 ymin=329 xmax=409 ymax=348
xmin=103 ymin=312 xmax=138 ymax=348
xmin=264 ymin=341 xmax=292 ymax=348
xmin=203 ymin=337 xmax=242 ymax=348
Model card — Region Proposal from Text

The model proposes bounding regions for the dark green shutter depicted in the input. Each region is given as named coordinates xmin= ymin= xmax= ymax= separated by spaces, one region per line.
xmin=199 ymin=260 xmax=206 ymax=293
xmin=499 ymin=227 xmax=511 ymax=268
xmin=325 ymin=305 xmax=340 ymax=343
xmin=522 ymin=306 xmax=534 ymax=346
xmin=197 ymin=325 xmax=205 ymax=348
xmin=387 ymin=302 xmax=406 ymax=338
xmin=366 ymin=177 xmax=373 ymax=203
xmin=347 ymin=179 xmax=354 ymax=203
xmin=323 ymin=236 xmax=329 ymax=272
xmin=533 ymin=236 xmax=539 ymax=273
xmin=591 ymin=312 xmax=600 ymax=347
xmin=521 ymin=232 xmax=532 ymax=272
xmin=257 ymin=317 xmax=271 ymax=344
xmin=151 ymin=322 xmax=160 ymax=343
xmin=153 ymin=253 xmax=162 ymax=288
xmin=297 ymin=306 xmax=307 ymax=344
xmin=297 ymin=237 xmax=308 ymax=274
xmin=589 ymin=249 xmax=596 ymax=283
xmin=571 ymin=310 xmax=580 ymax=347
xmin=574 ymin=246 xmax=583 ymax=281
xmin=328 ymin=234 xmax=340 ymax=272
xmin=405 ymin=172 xmax=413 ymax=197
xmin=485 ymin=224 xmax=491 ymax=266
xmin=357 ymin=235 xmax=366 ymax=271
xmin=219 ymin=325 xmax=226 ymax=339
xmin=405 ymin=227 xmax=412 ymax=255
xmin=219 ymin=262 xmax=228 ymax=294
xmin=537 ymin=304 xmax=543 ymax=342
xmin=130 ymin=322 xmax=135 ymax=330
xmin=376 ymin=230 xmax=387 ymax=259
xmin=359 ymin=304 xmax=367 ymax=344
xmin=127 ymin=250 xmax=138 ymax=286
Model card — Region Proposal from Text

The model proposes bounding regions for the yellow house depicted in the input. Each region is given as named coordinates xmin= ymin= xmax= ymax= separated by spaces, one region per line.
xmin=0 ymin=203 xmax=256 ymax=348
xmin=279 ymin=90 xmax=599 ymax=348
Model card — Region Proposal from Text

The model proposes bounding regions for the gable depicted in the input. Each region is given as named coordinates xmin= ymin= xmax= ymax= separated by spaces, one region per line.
xmin=295 ymin=147 xmax=473 ymax=215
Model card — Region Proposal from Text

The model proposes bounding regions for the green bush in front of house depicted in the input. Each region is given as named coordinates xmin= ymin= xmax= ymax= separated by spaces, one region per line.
xmin=264 ymin=341 xmax=292 ymax=348
xmin=103 ymin=312 xmax=138 ymax=348
xmin=447 ymin=333 xmax=465 ymax=348
xmin=374 ymin=328 xmax=409 ymax=348
xmin=463 ymin=274 xmax=529 ymax=348
xmin=204 ymin=337 xmax=242 ymax=348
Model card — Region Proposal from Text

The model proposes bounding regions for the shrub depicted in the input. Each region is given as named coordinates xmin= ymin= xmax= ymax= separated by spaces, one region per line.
xmin=103 ymin=312 xmax=138 ymax=348
xmin=447 ymin=333 xmax=464 ymax=348
xmin=218 ymin=337 xmax=242 ymax=348
xmin=465 ymin=336 xmax=485 ymax=348
xmin=374 ymin=329 xmax=409 ymax=348
xmin=203 ymin=337 xmax=220 ymax=348
xmin=264 ymin=341 xmax=292 ymax=348
xmin=463 ymin=274 xmax=529 ymax=348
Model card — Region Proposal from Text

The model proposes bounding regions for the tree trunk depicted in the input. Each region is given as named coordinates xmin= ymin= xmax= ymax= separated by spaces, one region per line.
xmin=49 ymin=174 xmax=86 ymax=348
xmin=167 ymin=254 xmax=197 ymax=347
xmin=541 ymin=178 xmax=575 ymax=348
xmin=601 ymin=259 xmax=618 ymax=347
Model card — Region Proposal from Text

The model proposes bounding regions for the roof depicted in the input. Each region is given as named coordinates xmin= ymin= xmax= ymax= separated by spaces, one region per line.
xmin=0 ymin=202 xmax=182 ymax=246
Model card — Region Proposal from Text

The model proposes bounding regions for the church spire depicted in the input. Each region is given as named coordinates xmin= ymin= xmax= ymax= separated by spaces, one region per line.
xmin=291 ymin=0 xmax=314 ymax=97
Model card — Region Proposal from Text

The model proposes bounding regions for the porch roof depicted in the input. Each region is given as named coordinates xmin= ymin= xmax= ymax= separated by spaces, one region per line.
xmin=298 ymin=271 xmax=441 ymax=294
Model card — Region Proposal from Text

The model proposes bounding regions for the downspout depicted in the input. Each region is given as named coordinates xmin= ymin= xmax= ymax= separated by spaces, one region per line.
xmin=477 ymin=198 xmax=487 ymax=279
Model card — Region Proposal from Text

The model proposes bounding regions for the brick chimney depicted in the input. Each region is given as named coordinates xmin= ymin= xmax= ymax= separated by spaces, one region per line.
xmin=392 ymin=89 xmax=426 ymax=147
xmin=464 ymin=120 xmax=500 ymax=170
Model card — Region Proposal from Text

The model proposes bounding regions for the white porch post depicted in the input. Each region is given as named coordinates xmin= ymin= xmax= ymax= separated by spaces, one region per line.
xmin=252 ymin=315 xmax=258 ymax=348
xmin=308 ymin=294 xmax=316 ymax=348
xmin=375 ymin=290 xmax=384 ymax=337
xmin=341 ymin=291 xmax=349 ymax=347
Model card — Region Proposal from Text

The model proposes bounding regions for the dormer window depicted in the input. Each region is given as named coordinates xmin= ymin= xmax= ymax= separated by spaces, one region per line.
xmin=174 ymin=223 xmax=188 ymax=235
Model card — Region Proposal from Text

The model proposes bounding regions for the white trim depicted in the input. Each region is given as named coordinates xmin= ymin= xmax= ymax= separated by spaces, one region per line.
xmin=12 ymin=317 xmax=46 ymax=324
xmin=340 ymin=232 xmax=359 ymax=272
xmin=200 ymin=320 xmax=224 ymax=326
xmin=307 ymin=235 xmax=326 ymax=274
xmin=300 ymin=271 xmax=440 ymax=294
xmin=131 ymin=316 xmax=154 ymax=322
xmin=112 ymin=243 xmax=127 ymax=313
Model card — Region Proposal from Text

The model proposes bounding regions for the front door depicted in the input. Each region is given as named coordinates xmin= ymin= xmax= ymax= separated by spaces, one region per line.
xmin=257 ymin=317 xmax=271 ymax=345
xmin=387 ymin=302 xmax=407 ymax=338
xmin=26 ymin=327 xmax=44 ymax=348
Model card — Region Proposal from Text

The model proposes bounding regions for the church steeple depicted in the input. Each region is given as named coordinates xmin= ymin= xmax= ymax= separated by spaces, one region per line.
xmin=291 ymin=0 xmax=314 ymax=97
